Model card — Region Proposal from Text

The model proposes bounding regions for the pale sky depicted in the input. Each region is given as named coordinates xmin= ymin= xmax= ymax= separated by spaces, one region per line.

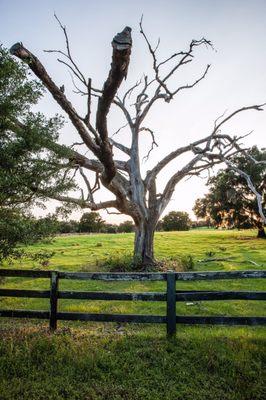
xmin=1 ymin=0 xmax=266 ymax=223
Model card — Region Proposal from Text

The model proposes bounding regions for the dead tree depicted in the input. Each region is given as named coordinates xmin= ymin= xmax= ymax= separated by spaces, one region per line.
xmin=10 ymin=18 xmax=265 ymax=264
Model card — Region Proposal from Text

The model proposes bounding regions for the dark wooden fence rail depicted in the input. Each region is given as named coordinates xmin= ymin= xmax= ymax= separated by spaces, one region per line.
xmin=0 ymin=269 xmax=266 ymax=336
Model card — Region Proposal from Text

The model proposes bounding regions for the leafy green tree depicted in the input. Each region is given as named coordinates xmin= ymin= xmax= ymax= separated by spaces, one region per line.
xmin=117 ymin=220 xmax=135 ymax=233
xmin=0 ymin=209 xmax=57 ymax=262
xmin=101 ymin=224 xmax=118 ymax=234
xmin=162 ymin=211 xmax=191 ymax=231
xmin=56 ymin=220 xmax=79 ymax=234
xmin=0 ymin=46 xmax=73 ymax=206
xmin=193 ymin=147 xmax=266 ymax=238
xmin=78 ymin=212 xmax=105 ymax=233
xmin=0 ymin=45 xmax=73 ymax=261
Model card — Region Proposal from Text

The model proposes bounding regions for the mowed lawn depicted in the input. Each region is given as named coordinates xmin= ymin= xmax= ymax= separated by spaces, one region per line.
xmin=0 ymin=230 xmax=265 ymax=400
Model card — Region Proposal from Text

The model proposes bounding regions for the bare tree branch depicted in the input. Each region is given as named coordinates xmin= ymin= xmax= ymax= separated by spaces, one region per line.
xmin=10 ymin=42 xmax=99 ymax=154
xmin=109 ymin=138 xmax=130 ymax=155
xmin=45 ymin=13 xmax=87 ymax=86
xmin=171 ymin=63 xmax=210 ymax=96
xmin=79 ymin=166 xmax=94 ymax=202
xmin=214 ymin=104 xmax=266 ymax=132
xmin=137 ymin=16 xmax=212 ymax=126
xmin=111 ymin=122 xmax=129 ymax=137
xmin=158 ymin=154 xmax=204 ymax=214
xmin=113 ymin=97 xmax=134 ymax=128
xmin=139 ymin=127 xmax=158 ymax=161
xmin=50 ymin=194 xmax=118 ymax=211
xmin=122 ymin=79 xmax=142 ymax=104
xmin=145 ymin=104 xmax=266 ymax=188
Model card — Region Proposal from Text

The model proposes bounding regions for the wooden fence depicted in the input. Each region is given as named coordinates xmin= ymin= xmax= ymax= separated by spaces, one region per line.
xmin=0 ymin=269 xmax=266 ymax=336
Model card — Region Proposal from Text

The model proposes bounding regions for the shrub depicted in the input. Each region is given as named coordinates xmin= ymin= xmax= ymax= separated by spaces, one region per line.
xmin=162 ymin=211 xmax=191 ymax=231
xmin=97 ymin=253 xmax=142 ymax=272
xmin=179 ymin=255 xmax=195 ymax=271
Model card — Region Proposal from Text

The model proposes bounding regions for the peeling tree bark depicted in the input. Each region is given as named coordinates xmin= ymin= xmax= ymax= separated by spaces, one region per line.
xmin=134 ymin=221 xmax=156 ymax=265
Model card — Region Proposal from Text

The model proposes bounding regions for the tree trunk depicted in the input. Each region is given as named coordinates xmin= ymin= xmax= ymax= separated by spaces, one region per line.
xmin=257 ymin=221 xmax=266 ymax=238
xmin=134 ymin=221 xmax=156 ymax=266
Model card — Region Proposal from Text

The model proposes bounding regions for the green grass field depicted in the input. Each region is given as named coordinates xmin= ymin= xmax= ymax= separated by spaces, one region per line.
xmin=0 ymin=230 xmax=265 ymax=399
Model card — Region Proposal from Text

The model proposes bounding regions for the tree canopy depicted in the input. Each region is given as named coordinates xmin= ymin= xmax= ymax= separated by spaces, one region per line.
xmin=0 ymin=46 xmax=73 ymax=207
xmin=0 ymin=45 xmax=69 ymax=261
xmin=162 ymin=211 xmax=191 ymax=231
xmin=193 ymin=147 xmax=266 ymax=238
xmin=117 ymin=220 xmax=135 ymax=233
xmin=78 ymin=212 xmax=105 ymax=233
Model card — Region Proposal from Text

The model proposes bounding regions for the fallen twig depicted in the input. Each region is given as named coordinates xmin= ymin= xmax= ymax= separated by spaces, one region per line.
xmin=197 ymin=257 xmax=234 ymax=263
xmin=197 ymin=257 xmax=263 ymax=267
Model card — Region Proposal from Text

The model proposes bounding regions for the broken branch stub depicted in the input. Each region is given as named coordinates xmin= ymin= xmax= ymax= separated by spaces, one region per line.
xmin=95 ymin=26 xmax=132 ymax=183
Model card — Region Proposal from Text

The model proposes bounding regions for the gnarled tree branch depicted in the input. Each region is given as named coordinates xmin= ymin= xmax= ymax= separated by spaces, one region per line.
xmin=96 ymin=26 xmax=132 ymax=183
xmin=10 ymin=42 xmax=99 ymax=155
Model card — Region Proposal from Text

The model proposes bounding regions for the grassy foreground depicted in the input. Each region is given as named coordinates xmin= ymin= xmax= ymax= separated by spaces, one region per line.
xmin=0 ymin=230 xmax=265 ymax=399
xmin=0 ymin=326 xmax=265 ymax=400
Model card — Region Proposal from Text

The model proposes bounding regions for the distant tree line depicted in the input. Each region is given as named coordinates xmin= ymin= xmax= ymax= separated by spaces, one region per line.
xmin=55 ymin=211 xmax=193 ymax=234
xmin=56 ymin=213 xmax=136 ymax=234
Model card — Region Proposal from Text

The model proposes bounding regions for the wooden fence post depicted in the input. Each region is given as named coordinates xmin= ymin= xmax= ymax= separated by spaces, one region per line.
xmin=166 ymin=271 xmax=176 ymax=337
xmin=50 ymin=272 xmax=58 ymax=331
